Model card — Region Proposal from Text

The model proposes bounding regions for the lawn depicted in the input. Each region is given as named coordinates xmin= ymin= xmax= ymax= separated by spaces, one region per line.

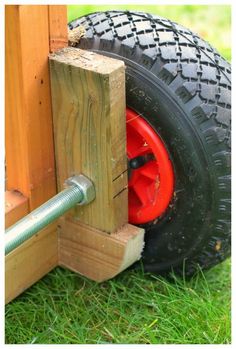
xmin=5 ymin=260 xmax=231 ymax=344
xmin=5 ymin=5 xmax=231 ymax=344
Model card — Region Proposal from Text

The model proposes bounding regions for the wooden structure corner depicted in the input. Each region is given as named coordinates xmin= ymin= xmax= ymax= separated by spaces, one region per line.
xmin=5 ymin=6 xmax=145 ymax=304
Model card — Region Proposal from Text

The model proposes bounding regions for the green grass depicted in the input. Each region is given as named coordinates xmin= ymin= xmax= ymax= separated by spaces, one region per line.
xmin=5 ymin=5 xmax=231 ymax=344
xmin=5 ymin=259 xmax=231 ymax=344
xmin=68 ymin=5 xmax=231 ymax=61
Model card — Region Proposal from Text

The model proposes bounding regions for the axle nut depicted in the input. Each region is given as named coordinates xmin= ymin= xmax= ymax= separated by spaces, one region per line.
xmin=64 ymin=174 xmax=95 ymax=205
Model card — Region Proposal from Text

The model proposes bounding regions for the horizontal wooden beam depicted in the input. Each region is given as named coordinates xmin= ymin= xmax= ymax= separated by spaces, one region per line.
xmin=5 ymin=223 xmax=58 ymax=304
xmin=58 ymin=218 xmax=144 ymax=282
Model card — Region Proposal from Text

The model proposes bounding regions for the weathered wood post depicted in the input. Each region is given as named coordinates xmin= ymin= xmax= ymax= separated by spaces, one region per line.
xmin=49 ymin=48 xmax=144 ymax=282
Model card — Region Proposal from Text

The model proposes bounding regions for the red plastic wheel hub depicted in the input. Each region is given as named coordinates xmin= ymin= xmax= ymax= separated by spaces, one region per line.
xmin=126 ymin=108 xmax=174 ymax=224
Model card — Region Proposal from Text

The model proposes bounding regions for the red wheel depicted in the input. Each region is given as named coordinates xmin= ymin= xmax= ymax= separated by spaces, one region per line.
xmin=127 ymin=108 xmax=174 ymax=224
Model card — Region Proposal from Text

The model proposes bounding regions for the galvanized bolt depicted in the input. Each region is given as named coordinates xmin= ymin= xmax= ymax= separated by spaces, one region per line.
xmin=5 ymin=174 xmax=95 ymax=255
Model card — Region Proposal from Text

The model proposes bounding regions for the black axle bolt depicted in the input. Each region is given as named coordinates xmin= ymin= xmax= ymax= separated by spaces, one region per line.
xmin=129 ymin=153 xmax=155 ymax=170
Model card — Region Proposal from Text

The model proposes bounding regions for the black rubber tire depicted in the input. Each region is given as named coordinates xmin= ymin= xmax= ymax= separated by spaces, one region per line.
xmin=68 ymin=11 xmax=231 ymax=275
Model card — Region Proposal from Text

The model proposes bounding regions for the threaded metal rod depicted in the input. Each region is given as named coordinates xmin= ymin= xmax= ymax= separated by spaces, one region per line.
xmin=5 ymin=185 xmax=83 ymax=255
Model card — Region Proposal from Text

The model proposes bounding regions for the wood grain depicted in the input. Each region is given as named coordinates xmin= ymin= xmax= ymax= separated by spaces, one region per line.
xmin=58 ymin=218 xmax=145 ymax=282
xmin=49 ymin=48 xmax=128 ymax=233
xmin=5 ymin=191 xmax=29 ymax=228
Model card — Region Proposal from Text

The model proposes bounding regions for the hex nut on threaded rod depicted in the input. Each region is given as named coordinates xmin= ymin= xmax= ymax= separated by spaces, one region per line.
xmin=5 ymin=174 xmax=95 ymax=255
xmin=64 ymin=174 xmax=95 ymax=205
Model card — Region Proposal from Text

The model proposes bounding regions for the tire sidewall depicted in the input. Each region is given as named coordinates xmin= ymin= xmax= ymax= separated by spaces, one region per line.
xmin=70 ymin=10 xmax=231 ymax=273
xmin=124 ymin=60 xmax=214 ymax=270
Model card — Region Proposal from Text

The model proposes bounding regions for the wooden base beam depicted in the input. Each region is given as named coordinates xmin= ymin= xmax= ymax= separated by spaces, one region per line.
xmin=59 ymin=219 xmax=144 ymax=282
xmin=5 ymin=223 xmax=58 ymax=304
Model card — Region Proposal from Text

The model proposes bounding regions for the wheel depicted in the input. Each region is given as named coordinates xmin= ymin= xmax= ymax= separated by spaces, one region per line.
xmin=68 ymin=11 xmax=231 ymax=275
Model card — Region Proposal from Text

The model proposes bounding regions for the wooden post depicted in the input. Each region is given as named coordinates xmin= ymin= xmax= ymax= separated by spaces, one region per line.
xmin=50 ymin=48 xmax=144 ymax=281
xmin=49 ymin=48 xmax=128 ymax=233
xmin=5 ymin=5 xmax=68 ymax=304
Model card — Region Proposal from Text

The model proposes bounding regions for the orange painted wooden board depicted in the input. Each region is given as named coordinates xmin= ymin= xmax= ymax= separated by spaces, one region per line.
xmin=5 ymin=191 xmax=29 ymax=228
xmin=48 ymin=5 xmax=68 ymax=52
xmin=5 ymin=5 xmax=58 ymax=210
xmin=5 ymin=5 xmax=67 ymax=303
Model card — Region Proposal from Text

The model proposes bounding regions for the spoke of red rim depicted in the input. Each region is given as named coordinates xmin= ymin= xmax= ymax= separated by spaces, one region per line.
xmin=131 ymin=176 xmax=152 ymax=206
xmin=129 ymin=187 xmax=143 ymax=206
xmin=139 ymin=161 xmax=159 ymax=181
